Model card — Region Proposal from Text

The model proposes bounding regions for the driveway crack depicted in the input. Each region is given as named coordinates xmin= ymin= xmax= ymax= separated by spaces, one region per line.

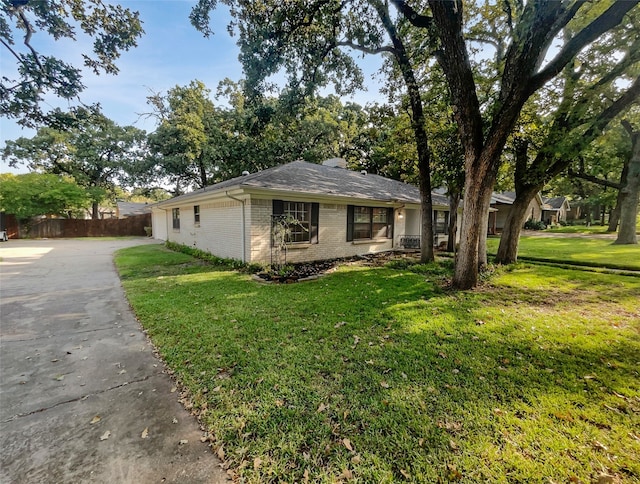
xmin=2 ymin=373 xmax=163 ymax=423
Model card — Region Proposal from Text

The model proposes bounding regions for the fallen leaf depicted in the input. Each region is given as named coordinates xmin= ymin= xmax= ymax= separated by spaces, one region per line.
xmin=253 ymin=457 xmax=262 ymax=470
xmin=179 ymin=439 xmax=188 ymax=445
xmin=51 ymin=359 xmax=59 ymax=363
xmin=475 ymin=320 xmax=485 ymax=325
xmin=592 ymin=440 xmax=608 ymax=451
xmin=418 ymin=438 xmax=425 ymax=447
xmin=141 ymin=427 xmax=148 ymax=439
xmin=217 ymin=445 xmax=225 ymax=460
xmin=438 ymin=352 xmax=447 ymax=359
xmin=118 ymin=369 xmax=126 ymax=375
xmin=400 ymin=469 xmax=411 ymax=479
xmin=317 ymin=403 xmax=327 ymax=413
xmin=446 ymin=464 xmax=462 ymax=480
xmin=584 ymin=374 xmax=596 ymax=380
xmin=90 ymin=415 xmax=101 ymax=425
xmin=597 ymin=474 xmax=615 ymax=484
xmin=170 ymin=387 xmax=177 ymax=393
xmin=342 ymin=438 xmax=353 ymax=452
xmin=303 ymin=468 xmax=310 ymax=482
xmin=54 ymin=375 xmax=64 ymax=381
xmin=380 ymin=381 xmax=390 ymax=389
xmin=100 ymin=430 xmax=111 ymax=441
xmin=339 ymin=469 xmax=353 ymax=480
xmin=275 ymin=399 xmax=284 ymax=407
xmin=351 ymin=455 xmax=361 ymax=464
xmin=365 ymin=360 xmax=374 ymax=365
xmin=493 ymin=408 xmax=504 ymax=415
xmin=172 ymin=417 xmax=178 ymax=424
xmin=334 ymin=321 xmax=346 ymax=328
xmin=449 ymin=439 xmax=459 ymax=451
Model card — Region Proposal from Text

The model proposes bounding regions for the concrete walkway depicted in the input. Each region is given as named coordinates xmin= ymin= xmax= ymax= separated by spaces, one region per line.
xmin=0 ymin=239 xmax=228 ymax=483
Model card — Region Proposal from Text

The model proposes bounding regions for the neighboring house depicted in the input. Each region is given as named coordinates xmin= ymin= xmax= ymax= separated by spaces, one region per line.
xmin=151 ymin=159 xmax=458 ymax=265
xmin=542 ymin=196 xmax=571 ymax=225
xmin=116 ymin=201 xmax=152 ymax=219
xmin=488 ymin=191 xmax=544 ymax=234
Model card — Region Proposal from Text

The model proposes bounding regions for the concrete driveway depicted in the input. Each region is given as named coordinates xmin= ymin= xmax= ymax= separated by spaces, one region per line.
xmin=0 ymin=238 xmax=228 ymax=483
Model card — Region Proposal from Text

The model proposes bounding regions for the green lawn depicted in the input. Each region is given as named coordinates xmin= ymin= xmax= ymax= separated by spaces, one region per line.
xmin=487 ymin=236 xmax=640 ymax=271
xmin=116 ymin=244 xmax=640 ymax=483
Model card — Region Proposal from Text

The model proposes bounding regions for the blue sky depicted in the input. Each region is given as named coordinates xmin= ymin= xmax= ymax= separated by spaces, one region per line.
xmin=0 ymin=1 xmax=385 ymax=174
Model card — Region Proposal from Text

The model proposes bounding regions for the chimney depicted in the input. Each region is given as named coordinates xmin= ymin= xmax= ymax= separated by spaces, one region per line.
xmin=322 ymin=158 xmax=347 ymax=169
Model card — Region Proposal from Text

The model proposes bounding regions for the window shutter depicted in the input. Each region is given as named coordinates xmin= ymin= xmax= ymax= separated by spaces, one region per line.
xmin=310 ymin=202 xmax=319 ymax=244
xmin=346 ymin=205 xmax=354 ymax=242
xmin=387 ymin=207 xmax=394 ymax=239
xmin=272 ymin=199 xmax=284 ymax=215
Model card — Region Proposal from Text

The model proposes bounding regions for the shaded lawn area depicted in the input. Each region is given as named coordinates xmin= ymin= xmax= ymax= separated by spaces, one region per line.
xmin=116 ymin=244 xmax=640 ymax=483
xmin=486 ymin=236 xmax=640 ymax=271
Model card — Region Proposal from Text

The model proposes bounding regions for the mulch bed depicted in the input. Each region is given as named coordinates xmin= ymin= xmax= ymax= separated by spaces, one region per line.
xmin=255 ymin=251 xmax=419 ymax=283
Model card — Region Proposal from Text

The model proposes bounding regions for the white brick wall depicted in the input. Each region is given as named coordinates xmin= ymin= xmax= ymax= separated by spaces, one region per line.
xmin=151 ymin=208 xmax=168 ymax=241
xmin=154 ymin=194 xmax=453 ymax=265
xmin=248 ymin=198 xmax=395 ymax=264
xmin=165 ymin=201 xmax=244 ymax=261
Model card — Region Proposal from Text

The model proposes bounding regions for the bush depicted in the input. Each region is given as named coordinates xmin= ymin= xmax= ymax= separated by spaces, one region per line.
xmin=524 ymin=219 xmax=547 ymax=230
xmin=164 ymin=241 xmax=263 ymax=273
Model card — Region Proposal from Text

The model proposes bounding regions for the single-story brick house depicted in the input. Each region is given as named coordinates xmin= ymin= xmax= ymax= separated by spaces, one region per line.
xmin=151 ymin=159 xmax=458 ymax=264
xmin=488 ymin=191 xmax=544 ymax=234
xmin=542 ymin=196 xmax=571 ymax=225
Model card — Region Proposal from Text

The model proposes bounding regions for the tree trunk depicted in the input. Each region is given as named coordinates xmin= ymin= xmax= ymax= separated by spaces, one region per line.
xmin=615 ymin=123 xmax=640 ymax=244
xmin=607 ymin=202 xmax=620 ymax=232
xmin=92 ymin=201 xmax=99 ymax=220
xmin=495 ymin=187 xmax=539 ymax=264
xmin=373 ymin=1 xmax=435 ymax=262
xmin=454 ymin=164 xmax=495 ymax=289
xmin=608 ymin=151 xmax=631 ymax=232
xmin=447 ymin=191 xmax=461 ymax=253
xmin=477 ymin=202 xmax=490 ymax=270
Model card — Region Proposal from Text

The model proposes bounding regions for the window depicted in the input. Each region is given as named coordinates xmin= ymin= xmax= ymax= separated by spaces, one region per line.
xmin=272 ymin=200 xmax=319 ymax=244
xmin=433 ymin=210 xmax=449 ymax=234
xmin=172 ymin=208 xmax=180 ymax=230
xmin=194 ymin=205 xmax=200 ymax=225
xmin=347 ymin=206 xmax=393 ymax=241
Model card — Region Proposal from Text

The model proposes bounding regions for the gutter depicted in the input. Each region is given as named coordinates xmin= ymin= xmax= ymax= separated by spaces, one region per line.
xmin=225 ymin=191 xmax=246 ymax=263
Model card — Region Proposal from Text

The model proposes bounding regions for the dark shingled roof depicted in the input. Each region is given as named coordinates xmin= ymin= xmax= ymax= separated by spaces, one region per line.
xmin=543 ymin=196 xmax=568 ymax=210
xmin=161 ymin=160 xmax=449 ymax=206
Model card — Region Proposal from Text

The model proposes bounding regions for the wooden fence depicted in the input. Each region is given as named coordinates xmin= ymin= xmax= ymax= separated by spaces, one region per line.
xmin=1 ymin=213 xmax=151 ymax=239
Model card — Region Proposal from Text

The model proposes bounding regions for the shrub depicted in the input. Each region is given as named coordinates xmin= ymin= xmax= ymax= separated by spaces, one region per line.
xmin=164 ymin=241 xmax=263 ymax=273
xmin=524 ymin=219 xmax=547 ymax=230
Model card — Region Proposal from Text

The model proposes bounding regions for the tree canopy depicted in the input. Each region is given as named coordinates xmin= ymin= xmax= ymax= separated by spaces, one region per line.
xmin=0 ymin=172 xmax=89 ymax=220
xmin=0 ymin=0 xmax=143 ymax=127
xmin=3 ymin=108 xmax=147 ymax=218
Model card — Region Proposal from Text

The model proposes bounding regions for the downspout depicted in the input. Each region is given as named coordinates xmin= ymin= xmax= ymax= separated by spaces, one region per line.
xmin=225 ymin=191 xmax=246 ymax=263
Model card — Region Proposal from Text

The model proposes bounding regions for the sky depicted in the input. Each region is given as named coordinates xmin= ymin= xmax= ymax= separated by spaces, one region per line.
xmin=0 ymin=0 xmax=385 ymax=174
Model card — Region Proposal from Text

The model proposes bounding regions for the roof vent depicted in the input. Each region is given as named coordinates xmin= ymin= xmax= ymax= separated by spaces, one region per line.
xmin=361 ymin=170 xmax=367 ymax=175
xmin=242 ymin=170 xmax=250 ymax=176
xmin=322 ymin=157 xmax=347 ymax=169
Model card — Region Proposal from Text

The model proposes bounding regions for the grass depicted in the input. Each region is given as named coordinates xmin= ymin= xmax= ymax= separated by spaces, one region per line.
xmin=544 ymin=225 xmax=615 ymax=235
xmin=115 ymin=244 xmax=640 ymax=483
xmin=486 ymin=236 xmax=640 ymax=271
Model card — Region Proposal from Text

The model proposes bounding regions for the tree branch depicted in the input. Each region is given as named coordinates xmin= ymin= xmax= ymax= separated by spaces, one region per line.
xmin=568 ymin=167 xmax=622 ymax=190
xmin=389 ymin=0 xmax=432 ymax=28
xmin=529 ymin=1 xmax=639 ymax=93
xmin=335 ymin=40 xmax=395 ymax=56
